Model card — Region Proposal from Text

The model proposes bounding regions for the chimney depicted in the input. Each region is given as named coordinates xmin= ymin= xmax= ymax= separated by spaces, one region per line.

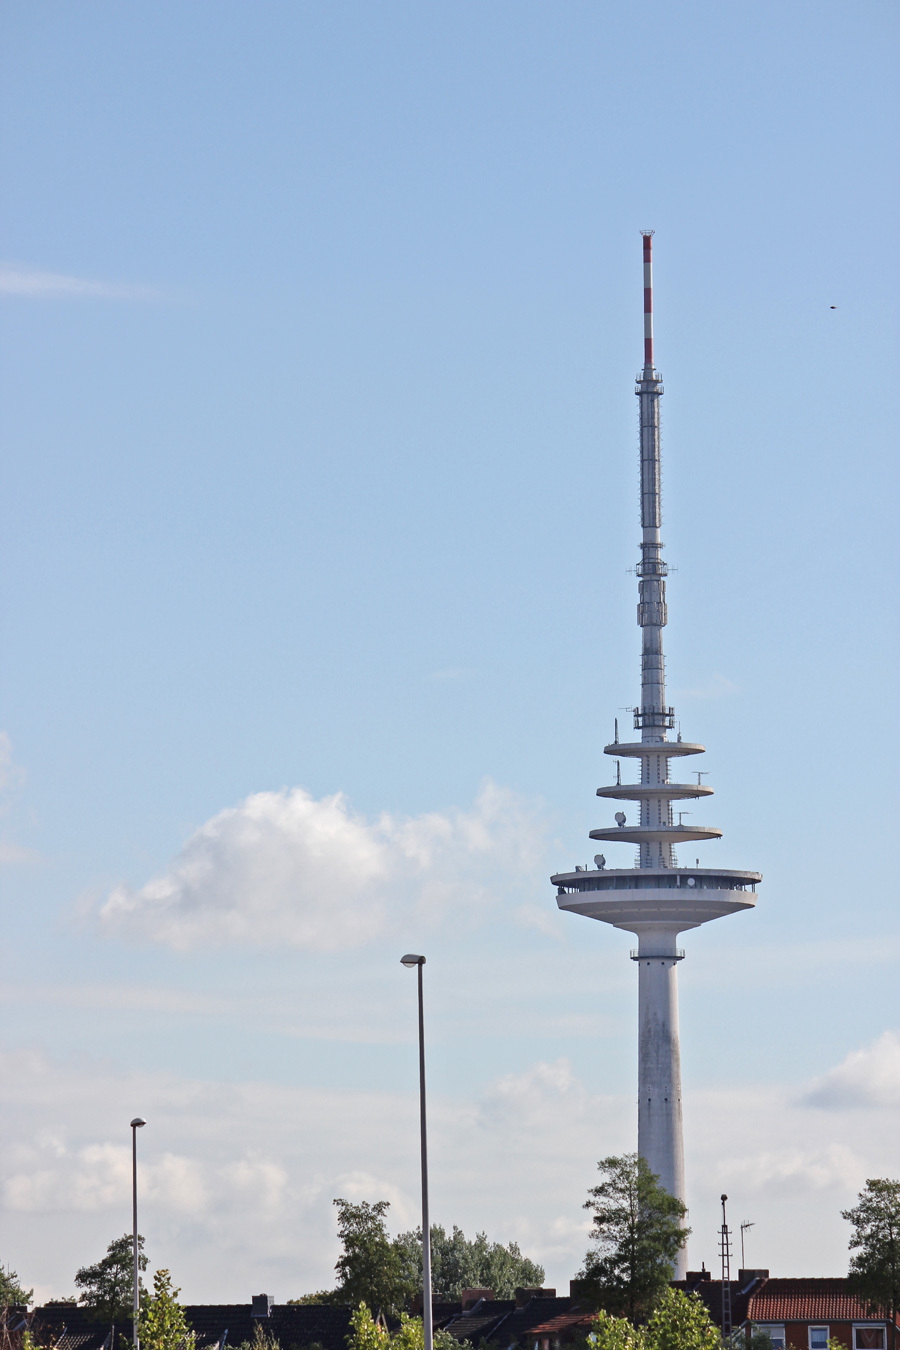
xmin=515 ymin=1289 xmax=555 ymax=1308
xmin=461 ymin=1290 xmax=494 ymax=1311
xmin=251 ymin=1296 xmax=275 ymax=1318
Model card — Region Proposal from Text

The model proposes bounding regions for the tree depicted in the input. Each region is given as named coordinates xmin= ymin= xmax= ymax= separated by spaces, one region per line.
xmin=346 ymin=1303 xmax=471 ymax=1350
xmin=585 ymin=1290 xmax=719 ymax=1350
xmin=586 ymin=1309 xmax=645 ymax=1350
xmin=643 ymin=1288 xmax=720 ymax=1350
xmin=577 ymin=1155 xmax=689 ymax=1323
xmin=0 ymin=1263 xmax=33 ymax=1307
xmin=585 ymin=1290 xmax=719 ymax=1349
xmin=393 ymin=1224 xmax=545 ymax=1300
xmin=137 ymin=1269 xmax=195 ymax=1350
xmin=843 ymin=1178 xmax=900 ymax=1350
xmin=75 ymin=1234 xmax=148 ymax=1322
xmin=332 ymin=1200 xmax=414 ymax=1315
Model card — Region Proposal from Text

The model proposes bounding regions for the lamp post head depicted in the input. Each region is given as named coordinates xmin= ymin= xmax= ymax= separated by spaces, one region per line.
xmin=400 ymin=954 xmax=425 ymax=968
xmin=131 ymin=1118 xmax=146 ymax=1129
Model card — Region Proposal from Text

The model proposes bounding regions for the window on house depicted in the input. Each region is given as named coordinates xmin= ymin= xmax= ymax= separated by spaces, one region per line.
xmin=853 ymin=1329 xmax=885 ymax=1350
xmin=809 ymin=1329 xmax=829 ymax=1349
xmin=757 ymin=1328 xmax=786 ymax=1349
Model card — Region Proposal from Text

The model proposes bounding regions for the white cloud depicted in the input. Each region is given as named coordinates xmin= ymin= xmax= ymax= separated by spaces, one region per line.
xmin=0 ymin=263 xmax=163 ymax=301
xmin=1 ymin=1033 xmax=898 ymax=1304
xmin=98 ymin=780 xmax=548 ymax=952
xmin=803 ymin=1029 xmax=900 ymax=1110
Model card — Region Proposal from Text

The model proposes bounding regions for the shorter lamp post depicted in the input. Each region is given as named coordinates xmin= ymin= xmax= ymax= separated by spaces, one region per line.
xmin=401 ymin=955 xmax=432 ymax=1350
xmin=131 ymin=1117 xmax=146 ymax=1349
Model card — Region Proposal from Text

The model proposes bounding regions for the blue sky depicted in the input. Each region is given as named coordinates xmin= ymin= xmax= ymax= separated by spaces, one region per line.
xmin=1 ymin=0 xmax=898 ymax=1303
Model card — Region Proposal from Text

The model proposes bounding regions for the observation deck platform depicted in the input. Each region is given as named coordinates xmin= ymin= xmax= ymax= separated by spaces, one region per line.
xmin=596 ymin=782 xmax=714 ymax=801
xmin=590 ymin=823 xmax=722 ymax=845
xmin=604 ymin=740 xmax=705 ymax=758
xmin=551 ymin=866 xmax=760 ymax=930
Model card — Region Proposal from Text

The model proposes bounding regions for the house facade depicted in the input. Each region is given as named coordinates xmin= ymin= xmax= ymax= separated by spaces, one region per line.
xmin=676 ymin=1272 xmax=898 ymax=1349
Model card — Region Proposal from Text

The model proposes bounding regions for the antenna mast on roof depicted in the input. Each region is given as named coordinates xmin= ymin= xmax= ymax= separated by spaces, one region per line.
xmin=720 ymin=1195 xmax=733 ymax=1339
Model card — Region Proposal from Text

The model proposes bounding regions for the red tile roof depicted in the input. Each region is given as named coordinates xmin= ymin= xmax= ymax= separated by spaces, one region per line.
xmin=748 ymin=1279 xmax=894 ymax=1323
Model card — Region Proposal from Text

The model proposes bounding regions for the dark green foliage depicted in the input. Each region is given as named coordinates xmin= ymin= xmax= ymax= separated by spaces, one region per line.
xmin=393 ymin=1224 xmax=545 ymax=1300
xmin=332 ymin=1200 xmax=414 ymax=1315
xmin=0 ymin=1262 xmax=33 ymax=1307
xmin=298 ymin=1200 xmax=545 ymax=1310
xmin=577 ymin=1154 xmax=689 ymax=1323
xmin=75 ymin=1234 xmax=148 ymax=1323
xmin=843 ymin=1178 xmax=900 ymax=1350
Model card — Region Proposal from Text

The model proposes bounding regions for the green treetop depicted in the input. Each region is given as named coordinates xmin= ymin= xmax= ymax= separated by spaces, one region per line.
xmin=0 ymin=1263 xmax=34 ymax=1308
xmin=577 ymin=1154 xmax=689 ymax=1324
xmin=137 ymin=1268 xmax=195 ymax=1350
xmin=332 ymin=1200 xmax=414 ymax=1315
xmin=586 ymin=1289 xmax=721 ymax=1349
xmin=75 ymin=1234 xmax=148 ymax=1323
xmin=346 ymin=1303 xmax=472 ymax=1350
xmin=393 ymin=1223 xmax=545 ymax=1300
xmin=843 ymin=1177 xmax=900 ymax=1350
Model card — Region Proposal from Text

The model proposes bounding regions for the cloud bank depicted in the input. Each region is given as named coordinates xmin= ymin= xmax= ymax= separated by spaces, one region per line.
xmin=99 ymin=781 xmax=549 ymax=951
xmin=2 ymin=1032 xmax=897 ymax=1303
xmin=803 ymin=1029 xmax=900 ymax=1110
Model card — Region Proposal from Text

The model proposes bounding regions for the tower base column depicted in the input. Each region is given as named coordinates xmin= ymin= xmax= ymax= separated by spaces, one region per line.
xmin=634 ymin=930 xmax=687 ymax=1279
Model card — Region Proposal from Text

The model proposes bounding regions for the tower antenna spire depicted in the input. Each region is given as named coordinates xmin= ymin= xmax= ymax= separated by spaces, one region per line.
xmin=641 ymin=229 xmax=655 ymax=373
xmin=551 ymin=234 xmax=761 ymax=1281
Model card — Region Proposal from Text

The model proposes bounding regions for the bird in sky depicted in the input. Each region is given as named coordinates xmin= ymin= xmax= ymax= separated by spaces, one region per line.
xmin=830 ymin=305 xmax=837 ymax=309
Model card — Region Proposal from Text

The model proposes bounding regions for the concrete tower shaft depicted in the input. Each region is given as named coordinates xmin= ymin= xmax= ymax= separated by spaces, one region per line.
xmin=551 ymin=233 xmax=761 ymax=1277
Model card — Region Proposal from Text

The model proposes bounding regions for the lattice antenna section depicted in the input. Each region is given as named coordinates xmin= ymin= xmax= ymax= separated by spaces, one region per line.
xmin=719 ymin=1194 xmax=733 ymax=1338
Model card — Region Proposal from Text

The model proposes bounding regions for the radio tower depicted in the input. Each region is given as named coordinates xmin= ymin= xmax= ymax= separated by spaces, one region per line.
xmin=551 ymin=233 xmax=761 ymax=1277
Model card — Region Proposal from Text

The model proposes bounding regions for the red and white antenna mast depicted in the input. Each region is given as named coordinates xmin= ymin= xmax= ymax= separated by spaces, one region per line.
xmin=642 ymin=229 xmax=655 ymax=372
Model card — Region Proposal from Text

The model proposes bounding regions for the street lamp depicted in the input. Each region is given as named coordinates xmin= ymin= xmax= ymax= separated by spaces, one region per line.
xmin=400 ymin=955 xmax=432 ymax=1350
xmin=130 ymin=1117 xmax=146 ymax=1350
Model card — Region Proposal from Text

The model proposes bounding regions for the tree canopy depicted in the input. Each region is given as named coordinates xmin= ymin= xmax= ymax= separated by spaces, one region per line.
xmin=332 ymin=1200 xmax=413 ymax=1315
xmin=137 ymin=1268 xmax=196 ymax=1350
xmin=843 ymin=1177 xmax=900 ymax=1350
xmin=311 ymin=1199 xmax=545 ymax=1311
xmin=346 ymin=1302 xmax=472 ymax=1350
xmin=394 ymin=1223 xmax=545 ymax=1300
xmin=75 ymin=1234 xmax=148 ymax=1323
xmin=577 ymin=1155 xmax=689 ymax=1323
xmin=0 ymin=1263 xmax=33 ymax=1308
xmin=586 ymin=1289 xmax=719 ymax=1350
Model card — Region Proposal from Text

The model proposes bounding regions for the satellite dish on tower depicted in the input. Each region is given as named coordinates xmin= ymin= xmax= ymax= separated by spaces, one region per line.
xmin=615 ymin=812 xmax=626 ymax=826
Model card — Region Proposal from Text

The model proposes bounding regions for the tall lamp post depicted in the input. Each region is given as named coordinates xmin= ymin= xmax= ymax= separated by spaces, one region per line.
xmin=130 ymin=1117 xmax=146 ymax=1349
xmin=400 ymin=955 xmax=432 ymax=1350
